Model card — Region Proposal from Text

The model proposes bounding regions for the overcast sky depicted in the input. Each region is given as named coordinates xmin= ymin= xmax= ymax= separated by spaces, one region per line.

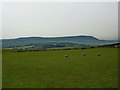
xmin=2 ymin=2 xmax=118 ymax=40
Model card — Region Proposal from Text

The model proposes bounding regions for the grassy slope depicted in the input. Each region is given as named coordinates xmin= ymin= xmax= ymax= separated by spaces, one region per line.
xmin=0 ymin=50 xmax=2 ymax=89
xmin=2 ymin=48 xmax=118 ymax=88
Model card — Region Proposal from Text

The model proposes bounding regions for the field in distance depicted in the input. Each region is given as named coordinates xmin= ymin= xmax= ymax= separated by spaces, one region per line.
xmin=2 ymin=48 xmax=118 ymax=88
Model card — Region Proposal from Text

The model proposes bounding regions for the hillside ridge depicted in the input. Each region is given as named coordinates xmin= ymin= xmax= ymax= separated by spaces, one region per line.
xmin=1 ymin=35 xmax=118 ymax=49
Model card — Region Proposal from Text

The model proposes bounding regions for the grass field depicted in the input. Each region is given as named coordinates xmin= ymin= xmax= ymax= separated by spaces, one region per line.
xmin=2 ymin=48 xmax=118 ymax=88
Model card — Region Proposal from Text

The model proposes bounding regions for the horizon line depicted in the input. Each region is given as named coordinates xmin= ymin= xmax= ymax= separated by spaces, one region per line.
xmin=1 ymin=35 xmax=94 ymax=39
xmin=0 ymin=35 xmax=118 ymax=40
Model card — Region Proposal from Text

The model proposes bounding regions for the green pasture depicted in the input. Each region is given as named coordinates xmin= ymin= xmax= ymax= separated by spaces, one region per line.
xmin=2 ymin=48 xmax=118 ymax=88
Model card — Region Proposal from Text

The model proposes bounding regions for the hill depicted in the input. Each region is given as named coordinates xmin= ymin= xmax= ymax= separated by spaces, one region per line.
xmin=1 ymin=35 xmax=118 ymax=49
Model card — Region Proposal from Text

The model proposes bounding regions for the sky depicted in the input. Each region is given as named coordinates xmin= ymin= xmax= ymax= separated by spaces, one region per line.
xmin=1 ymin=1 xmax=118 ymax=40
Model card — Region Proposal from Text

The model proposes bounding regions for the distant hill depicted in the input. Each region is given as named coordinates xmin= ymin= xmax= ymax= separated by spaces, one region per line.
xmin=1 ymin=35 xmax=119 ymax=49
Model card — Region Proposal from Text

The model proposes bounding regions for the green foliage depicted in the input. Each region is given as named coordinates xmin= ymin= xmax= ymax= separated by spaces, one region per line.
xmin=2 ymin=48 xmax=118 ymax=88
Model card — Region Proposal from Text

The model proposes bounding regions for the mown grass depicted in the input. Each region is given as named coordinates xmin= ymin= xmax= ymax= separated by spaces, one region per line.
xmin=2 ymin=48 xmax=118 ymax=88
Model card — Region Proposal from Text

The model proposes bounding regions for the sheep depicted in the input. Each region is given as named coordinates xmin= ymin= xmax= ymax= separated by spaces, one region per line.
xmin=65 ymin=55 xmax=68 ymax=58
xmin=83 ymin=53 xmax=86 ymax=56
xmin=114 ymin=45 xmax=118 ymax=48
xmin=96 ymin=53 xmax=101 ymax=56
